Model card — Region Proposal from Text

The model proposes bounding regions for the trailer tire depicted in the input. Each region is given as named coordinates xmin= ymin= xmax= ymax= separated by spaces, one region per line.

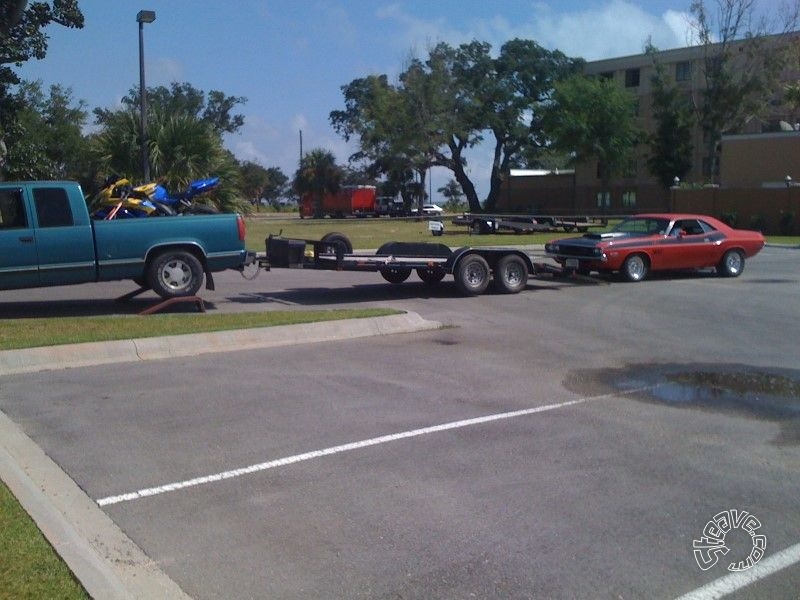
xmin=380 ymin=267 xmax=412 ymax=284
xmin=320 ymin=232 xmax=353 ymax=254
xmin=455 ymin=254 xmax=490 ymax=296
xmin=493 ymin=254 xmax=529 ymax=294
xmin=147 ymin=250 xmax=204 ymax=299
xmin=417 ymin=266 xmax=446 ymax=285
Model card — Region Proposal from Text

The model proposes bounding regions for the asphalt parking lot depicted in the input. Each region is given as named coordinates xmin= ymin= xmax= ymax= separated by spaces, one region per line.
xmin=1 ymin=246 xmax=799 ymax=599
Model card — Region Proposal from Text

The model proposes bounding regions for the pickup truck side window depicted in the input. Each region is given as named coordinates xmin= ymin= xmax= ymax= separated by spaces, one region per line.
xmin=33 ymin=187 xmax=74 ymax=227
xmin=0 ymin=188 xmax=28 ymax=229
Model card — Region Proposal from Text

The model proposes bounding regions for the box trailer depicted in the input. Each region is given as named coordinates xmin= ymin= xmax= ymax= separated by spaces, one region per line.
xmin=299 ymin=185 xmax=377 ymax=219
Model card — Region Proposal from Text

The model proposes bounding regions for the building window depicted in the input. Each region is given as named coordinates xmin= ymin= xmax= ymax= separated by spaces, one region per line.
xmin=625 ymin=68 xmax=640 ymax=87
xmin=675 ymin=61 xmax=691 ymax=82
xmin=599 ymin=71 xmax=614 ymax=81
xmin=596 ymin=191 xmax=611 ymax=208
xmin=622 ymin=191 xmax=636 ymax=208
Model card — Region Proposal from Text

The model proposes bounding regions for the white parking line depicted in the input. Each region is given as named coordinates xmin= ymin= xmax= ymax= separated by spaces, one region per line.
xmin=97 ymin=392 xmax=632 ymax=507
xmin=674 ymin=541 xmax=800 ymax=600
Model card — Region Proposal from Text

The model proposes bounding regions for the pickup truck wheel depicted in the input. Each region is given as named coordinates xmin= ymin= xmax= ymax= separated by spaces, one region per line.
xmin=493 ymin=254 xmax=528 ymax=294
xmin=416 ymin=266 xmax=446 ymax=285
xmin=455 ymin=254 xmax=490 ymax=295
xmin=621 ymin=253 xmax=648 ymax=282
xmin=147 ymin=250 xmax=204 ymax=299
xmin=380 ymin=267 xmax=412 ymax=284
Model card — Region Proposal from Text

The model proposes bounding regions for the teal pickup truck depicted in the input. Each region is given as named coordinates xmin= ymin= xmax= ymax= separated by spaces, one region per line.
xmin=0 ymin=181 xmax=248 ymax=299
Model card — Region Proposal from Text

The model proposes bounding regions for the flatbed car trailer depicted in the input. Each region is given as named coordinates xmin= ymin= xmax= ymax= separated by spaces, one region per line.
xmin=252 ymin=232 xmax=535 ymax=296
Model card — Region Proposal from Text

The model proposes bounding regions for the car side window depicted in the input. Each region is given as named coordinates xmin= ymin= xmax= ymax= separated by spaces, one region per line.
xmin=669 ymin=220 xmax=685 ymax=236
xmin=681 ymin=219 xmax=704 ymax=235
xmin=0 ymin=188 xmax=28 ymax=229
xmin=33 ymin=187 xmax=74 ymax=227
xmin=697 ymin=220 xmax=716 ymax=234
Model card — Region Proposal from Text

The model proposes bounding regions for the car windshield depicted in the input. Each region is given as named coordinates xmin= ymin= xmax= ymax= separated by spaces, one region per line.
xmin=612 ymin=217 xmax=670 ymax=235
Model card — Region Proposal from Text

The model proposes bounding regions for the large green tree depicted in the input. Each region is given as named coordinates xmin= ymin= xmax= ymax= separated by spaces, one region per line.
xmin=240 ymin=161 xmax=289 ymax=210
xmin=544 ymin=74 xmax=641 ymax=202
xmin=0 ymin=0 xmax=84 ymax=178
xmin=689 ymin=0 xmax=799 ymax=180
xmin=646 ymin=47 xmax=695 ymax=189
xmin=92 ymin=82 xmax=248 ymax=211
xmin=331 ymin=39 xmax=581 ymax=213
xmin=94 ymin=82 xmax=246 ymax=137
xmin=5 ymin=80 xmax=92 ymax=183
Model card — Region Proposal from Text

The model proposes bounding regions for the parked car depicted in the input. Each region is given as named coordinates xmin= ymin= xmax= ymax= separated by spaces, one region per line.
xmin=544 ymin=213 xmax=765 ymax=282
xmin=421 ymin=204 xmax=444 ymax=215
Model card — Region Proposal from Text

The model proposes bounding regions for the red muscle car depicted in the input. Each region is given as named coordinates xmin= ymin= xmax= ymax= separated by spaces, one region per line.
xmin=544 ymin=213 xmax=765 ymax=282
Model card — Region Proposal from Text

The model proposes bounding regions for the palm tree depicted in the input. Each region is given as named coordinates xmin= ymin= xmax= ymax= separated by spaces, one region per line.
xmin=93 ymin=108 xmax=248 ymax=213
xmin=293 ymin=148 xmax=342 ymax=217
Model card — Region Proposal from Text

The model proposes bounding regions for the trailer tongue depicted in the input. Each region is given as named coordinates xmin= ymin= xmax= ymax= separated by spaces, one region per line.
xmin=255 ymin=232 xmax=534 ymax=296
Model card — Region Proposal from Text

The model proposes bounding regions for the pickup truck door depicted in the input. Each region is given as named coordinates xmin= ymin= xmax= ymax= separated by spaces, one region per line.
xmin=0 ymin=186 xmax=39 ymax=288
xmin=29 ymin=185 xmax=96 ymax=286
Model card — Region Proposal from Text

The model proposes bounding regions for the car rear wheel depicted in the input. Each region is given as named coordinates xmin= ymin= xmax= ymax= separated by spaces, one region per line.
xmin=621 ymin=254 xmax=648 ymax=282
xmin=718 ymin=249 xmax=745 ymax=277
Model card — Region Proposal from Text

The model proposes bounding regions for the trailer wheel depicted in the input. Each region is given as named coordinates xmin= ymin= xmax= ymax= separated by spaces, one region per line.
xmin=493 ymin=254 xmax=529 ymax=294
xmin=455 ymin=254 xmax=490 ymax=296
xmin=320 ymin=232 xmax=353 ymax=254
xmin=417 ymin=266 xmax=446 ymax=285
xmin=147 ymin=250 xmax=204 ymax=299
xmin=380 ymin=267 xmax=412 ymax=284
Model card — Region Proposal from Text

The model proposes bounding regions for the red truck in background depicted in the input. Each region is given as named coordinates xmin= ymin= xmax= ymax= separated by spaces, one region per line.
xmin=299 ymin=185 xmax=376 ymax=218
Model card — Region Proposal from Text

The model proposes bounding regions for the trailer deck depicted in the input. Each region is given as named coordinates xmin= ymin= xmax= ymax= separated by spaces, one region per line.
xmin=255 ymin=232 xmax=536 ymax=296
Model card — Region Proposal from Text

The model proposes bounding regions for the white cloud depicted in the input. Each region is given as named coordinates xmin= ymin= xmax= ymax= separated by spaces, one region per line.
xmin=379 ymin=1 xmax=691 ymax=61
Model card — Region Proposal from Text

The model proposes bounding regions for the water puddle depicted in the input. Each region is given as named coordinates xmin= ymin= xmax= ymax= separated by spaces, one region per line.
xmin=565 ymin=364 xmax=800 ymax=445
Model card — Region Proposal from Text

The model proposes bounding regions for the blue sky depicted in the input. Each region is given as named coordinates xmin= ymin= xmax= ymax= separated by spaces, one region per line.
xmin=18 ymin=0 xmax=698 ymax=200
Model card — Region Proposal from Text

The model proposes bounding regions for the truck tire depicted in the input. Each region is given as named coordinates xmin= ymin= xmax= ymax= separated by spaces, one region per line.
xmin=147 ymin=250 xmax=204 ymax=299
xmin=380 ymin=267 xmax=412 ymax=284
xmin=455 ymin=254 xmax=490 ymax=296
xmin=493 ymin=254 xmax=528 ymax=294
xmin=416 ymin=266 xmax=446 ymax=285
xmin=320 ymin=232 xmax=353 ymax=254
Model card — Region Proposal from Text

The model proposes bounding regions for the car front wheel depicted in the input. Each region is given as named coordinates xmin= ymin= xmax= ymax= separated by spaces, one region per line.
xmin=621 ymin=254 xmax=649 ymax=282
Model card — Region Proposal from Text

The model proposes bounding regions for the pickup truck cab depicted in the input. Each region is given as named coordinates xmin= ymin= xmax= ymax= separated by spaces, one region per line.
xmin=0 ymin=181 xmax=248 ymax=299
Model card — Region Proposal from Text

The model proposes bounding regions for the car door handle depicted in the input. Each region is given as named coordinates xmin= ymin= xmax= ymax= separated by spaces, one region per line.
xmin=18 ymin=236 xmax=34 ymax=243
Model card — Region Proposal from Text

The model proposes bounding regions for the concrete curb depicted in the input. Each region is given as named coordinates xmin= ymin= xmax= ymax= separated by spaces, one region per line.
xmin=0 ymin=409 xmax=191 ymax=599
xmin=0 ymin=311 xmax=441 ymax=598
xmin=0 ymin=311 xmax=442 ymax=376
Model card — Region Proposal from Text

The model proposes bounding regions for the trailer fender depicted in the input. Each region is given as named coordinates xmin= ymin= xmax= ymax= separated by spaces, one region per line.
xmin=449 ymin=247 xmax=534 ymax=275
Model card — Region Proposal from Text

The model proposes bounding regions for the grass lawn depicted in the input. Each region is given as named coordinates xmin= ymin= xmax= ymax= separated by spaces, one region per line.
xmin=0 ymin=480 xmax=89 ymax=600
xmin=0 ymin=308 xmax=398 ymax=351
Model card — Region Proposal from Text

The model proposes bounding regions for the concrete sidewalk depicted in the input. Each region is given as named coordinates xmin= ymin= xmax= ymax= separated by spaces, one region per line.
xmin=0 ymin=311 xmax=441 ymax=599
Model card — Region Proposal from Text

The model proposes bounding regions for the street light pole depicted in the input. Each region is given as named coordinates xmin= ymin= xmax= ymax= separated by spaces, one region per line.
xmin=137 ymin=10 xmax=156 ymax=182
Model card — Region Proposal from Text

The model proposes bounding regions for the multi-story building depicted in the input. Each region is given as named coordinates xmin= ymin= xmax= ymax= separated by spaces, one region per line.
xmin=499 ymin=33 xmax=800 ymax=218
